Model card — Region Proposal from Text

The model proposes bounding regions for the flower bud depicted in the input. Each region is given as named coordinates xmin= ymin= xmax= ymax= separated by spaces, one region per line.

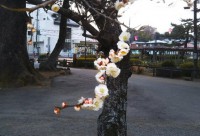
xmin=62 ymin=102 xmax=67 ymax=108
xmin=74 ymin=106 xmax=81 ymax=111
xmin=51 ymin=4 xmax=60 ymax=12
xmin=54 ymin=107 xmax=61 ymax=115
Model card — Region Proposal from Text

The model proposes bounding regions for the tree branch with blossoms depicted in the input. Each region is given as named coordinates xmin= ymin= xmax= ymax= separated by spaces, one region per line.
xmin=54 ymin=31 xmax=131 ymax=114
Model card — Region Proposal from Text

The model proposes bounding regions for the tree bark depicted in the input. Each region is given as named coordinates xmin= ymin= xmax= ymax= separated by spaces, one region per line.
xmin=96 ymin=23 xmax=132 ymax=136
xmin=98 ymin=55 xmax=131 ymax=136
xmin=0 ymin=0 xmax=41 ymax=87
xmin=39 ymin=0 xmax=69 ymax=71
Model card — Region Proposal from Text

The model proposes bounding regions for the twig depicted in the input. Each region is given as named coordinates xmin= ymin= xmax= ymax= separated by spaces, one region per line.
xmin=0 ymin=0 xmax=57 ymax=13
xmin=81 ymin=0 xmax=134 ymax=31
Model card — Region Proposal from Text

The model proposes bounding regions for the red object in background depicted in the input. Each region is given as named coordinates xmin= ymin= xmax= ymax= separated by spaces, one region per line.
xmin=134 ymin=36 xmax=138 ymax=41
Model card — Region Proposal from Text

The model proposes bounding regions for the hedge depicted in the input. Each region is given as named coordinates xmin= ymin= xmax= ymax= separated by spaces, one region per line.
xmin=73 ymin=58 xmax=96 ymax=68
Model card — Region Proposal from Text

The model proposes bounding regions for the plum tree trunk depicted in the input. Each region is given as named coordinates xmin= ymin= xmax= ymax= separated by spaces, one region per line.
xmin=97 ymin=23 xmax=132 ymax=136
xmin=98 ymin=56 xmax=131 ymax=136
xmin=0 ymin=0 xmax=41 ymax=87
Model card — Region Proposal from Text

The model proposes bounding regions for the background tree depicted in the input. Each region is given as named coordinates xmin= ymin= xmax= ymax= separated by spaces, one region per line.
xmin=0 ymin=0 xmax=45 ymax=87
xmin=39 ymin=0 xmax=69 ymax=71
xmin=164 ymin=31 xmax=172 ymax=40
xmin=135 ymin=25 xmax=156 ymax=42
xmin=170 ymin=19 xmax=194 ymax=58
xmin=170 ymin=19 xmax=194 ymax=48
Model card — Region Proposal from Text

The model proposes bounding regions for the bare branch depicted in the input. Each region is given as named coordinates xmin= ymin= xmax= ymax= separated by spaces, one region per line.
xmin=81 ymin=0 xmax=134 ymax=31
xmin=58 ymin=7 xmax=100 ymax=37
xmin=0 ymin=0 xmax=57 ymax=13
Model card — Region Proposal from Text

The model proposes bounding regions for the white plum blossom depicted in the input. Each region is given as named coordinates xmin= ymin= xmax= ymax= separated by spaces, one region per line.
xmin=51 ymin=4 xmax=60 ymax=12
xmin=129 ymin=0 xmax=135 ymax=4
xmin=117 ymin=41 xmax=130 ymax=51
xmin=27 ymin=23 xmax=34 ymax=29
xmin=109 ymin=49 xmax=123 ymax=63
xmin=118 ymin=48 xmax=129 ymax=57
xmin=183 ymin=0 xmax=194 ymax=7
xmin=81 ymin=98 xmax=104 ymax=111
xmin=81 ymin=103 xmax=94 ymax=110
xmin=119 ymin=31 xmax=131 ymax=42
xmin=95 ymin=70 xmax=106 ymax=84
xmin=78 ymin=97 xmax=86 ymax=104
xmin=109 ymin=54 xmax=122 ymax=63
xmin=114 ymin=1 xmax=125 ymax=10
xmin=94 ymin=58 xmax=109 ymax=70
xmin=95 ymin=84 xmax=109 ymax=99
xmin=81 ymin=98 xmax=94 ymax=110
xmin=92 ymin=98 xmax=104 ymax=111
xmin=106 ymin=63 xmax=121 ymax=78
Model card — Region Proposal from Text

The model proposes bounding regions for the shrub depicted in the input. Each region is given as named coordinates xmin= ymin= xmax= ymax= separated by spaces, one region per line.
xmin=137 ymin=67 xmax=145 ymax=74
xmin=38 ymin=54 xmax=48 ymax=63
xmin=130 ymin=54 xmax=140 ymax=59
xmin=73 ymin=58 xmax=96 ymax=68
xmin=179 ymin=62 xmax=194 ymax=77
xmin=62 ymin=59 xmax=67 ymax=67
xmin=130 ymin=58 xmax=142 ymax=65
xmin=38 ymin=54 xmax=48 ymax=59
xmin=79 ymin=54 xmax=97 ymax=58
xmin=179 ymin=62 xmax=194 ymax=69
xmin=161 ymin=60 xmax=176 ymax=68
xmin=147 ymin=62 xmax=161 ymax=68
xmin=131 ymin=66 xmax=145 ymax=74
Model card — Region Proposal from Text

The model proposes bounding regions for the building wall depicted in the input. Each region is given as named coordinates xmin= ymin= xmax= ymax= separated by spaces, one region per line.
xmin=26 ymin=4 xmax=91 ymax=58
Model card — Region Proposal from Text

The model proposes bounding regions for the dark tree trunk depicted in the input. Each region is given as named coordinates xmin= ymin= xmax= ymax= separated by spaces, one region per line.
xmin=39 ymin=0 xmax=69 ymax=71
xmin=181 ymin=28 xmax=190 ymax=59
xmin=98 ymin=56 xmax=131 ymax=136
xmin=97 ymin=23 xmax=132 ymax=136
xmin=0 ymin=0 xmax=41 ymax=87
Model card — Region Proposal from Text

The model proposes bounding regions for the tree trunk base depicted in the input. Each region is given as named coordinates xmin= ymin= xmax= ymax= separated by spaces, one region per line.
xmin=0 ymin=70 xmax=43 ymax=88
xmin=39 ymin=61 xmax=57 ymax=71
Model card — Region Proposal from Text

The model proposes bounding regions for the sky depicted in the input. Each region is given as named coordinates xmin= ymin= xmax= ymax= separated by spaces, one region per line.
xmin=118 ymin=0 xmax=199 ymax=34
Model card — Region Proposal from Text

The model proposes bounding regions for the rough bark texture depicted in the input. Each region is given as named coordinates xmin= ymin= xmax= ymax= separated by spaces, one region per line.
xmin=96 ymin=23 xmax=132 ymax=136
xmin=0 ymin=0 xmax=41 ymax=87
xmin=39 ymin=0 xmax=69 ymax=71
xmin=98 ymin=55 xmax=131 ymax=136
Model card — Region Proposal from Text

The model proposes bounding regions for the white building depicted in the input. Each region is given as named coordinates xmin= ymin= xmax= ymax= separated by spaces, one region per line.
xmin=26 ymin=4 xmax=97 ymax=58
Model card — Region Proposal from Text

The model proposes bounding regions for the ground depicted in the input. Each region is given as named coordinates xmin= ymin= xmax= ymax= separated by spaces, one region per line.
xmin=0 ymin=68 xmax=200 ymax=136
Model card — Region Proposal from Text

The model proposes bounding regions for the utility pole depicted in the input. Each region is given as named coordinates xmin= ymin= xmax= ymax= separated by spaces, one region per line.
xmin=193 ymin=0 xmax=199 ymax=77
xmin=35 ymin=9 xmax=39 ymax=56
xmin=84 ymin=28 xmax=87 ymax=67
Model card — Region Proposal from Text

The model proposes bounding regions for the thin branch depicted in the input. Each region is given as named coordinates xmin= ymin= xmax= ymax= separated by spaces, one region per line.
xmin=81 ymin=0 xmax=134 ymax=31
xmin=74 ymin=0 xmax=82 ymax=15
xmin=58 ymin=8 xmax=100 ymax=37
xmin=0 ymin=0 xmax=57 ymax=13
